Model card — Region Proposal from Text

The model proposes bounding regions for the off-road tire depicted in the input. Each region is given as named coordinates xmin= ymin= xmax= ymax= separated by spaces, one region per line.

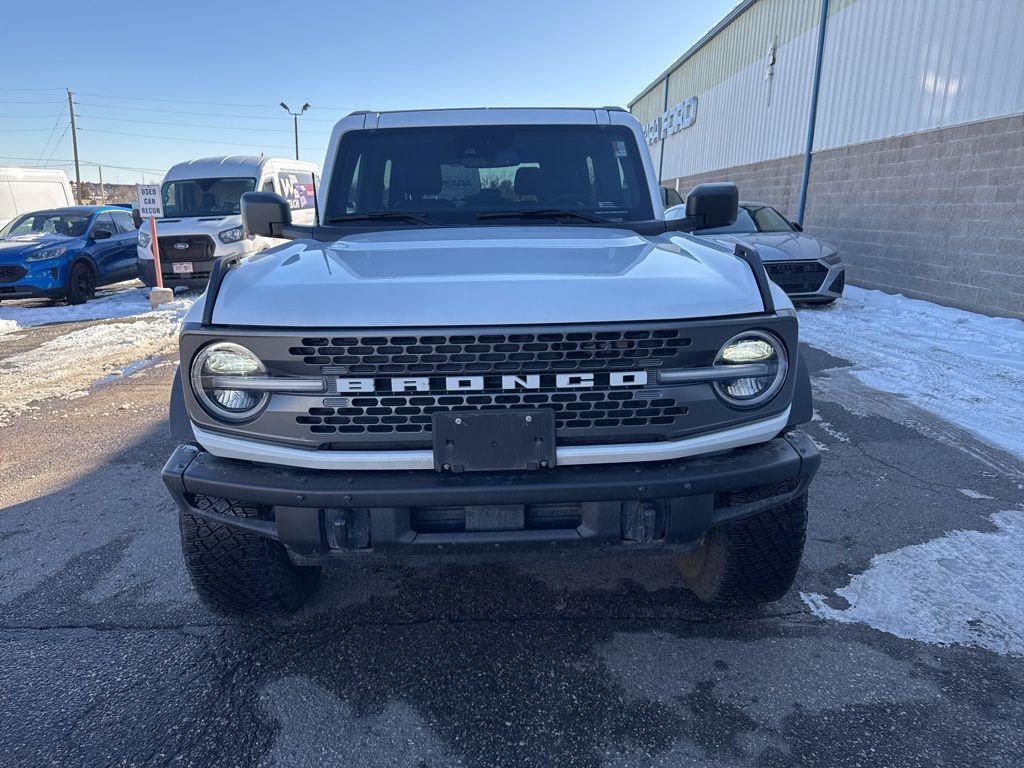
xmin=179 ymin=496 xmax=321 ymax=617
xmin=677 ymin=492 xmax=807 ymax=606
xmin=65 ymin=261 xmax=97 ymax=304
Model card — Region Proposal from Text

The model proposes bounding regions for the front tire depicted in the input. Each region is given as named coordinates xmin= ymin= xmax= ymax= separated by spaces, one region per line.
xmin=179 ymin=496 xmax=321 ymax=617
xmin=677 ymin=493 xmax=808 ymax=606
xmin=65 ymin=261 xmax=96 ymax=304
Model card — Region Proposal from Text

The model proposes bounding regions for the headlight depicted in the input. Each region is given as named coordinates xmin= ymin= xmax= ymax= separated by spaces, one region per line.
xmin=218 ymin=226 xmax=245 ymax=244
xmin=138 ymin=229 xmax=151 ymax=248
xmin=24 ymin=245 xmax=68 ymax=262
xmin=712 ymin=331 xmax=788 ymax=408
xmin=190 ymin=342 xmax=269 ymax=421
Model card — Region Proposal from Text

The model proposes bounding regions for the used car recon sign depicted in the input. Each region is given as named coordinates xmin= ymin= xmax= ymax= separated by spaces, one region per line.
xmin=337 ymin=371 xmax=649 ymax=393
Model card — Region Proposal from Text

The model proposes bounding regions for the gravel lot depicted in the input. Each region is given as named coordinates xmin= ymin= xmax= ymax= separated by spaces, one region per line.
xmin=1 ymin=299 xmax=1022 ymax=767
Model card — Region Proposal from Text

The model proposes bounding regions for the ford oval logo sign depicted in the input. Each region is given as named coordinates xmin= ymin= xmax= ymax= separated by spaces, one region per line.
xmin=173 ymin=242 xmax=189 ymax=250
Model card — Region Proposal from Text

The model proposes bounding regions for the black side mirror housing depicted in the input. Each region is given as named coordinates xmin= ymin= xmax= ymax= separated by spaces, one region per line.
xmin=92 ymin=228 xmax=113 ymax=240
xmin=790 ymin=221 xmax=803 ymax=232
xmin=241 ymin=191 xmax=292 ymax=238
xmin=684 ymin=182 xmax=738 ymax=229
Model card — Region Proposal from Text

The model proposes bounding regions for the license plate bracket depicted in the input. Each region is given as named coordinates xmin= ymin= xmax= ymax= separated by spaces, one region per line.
xmin=171 ymin=262 xmax=194 ymax=275
xmin=432 ymin=410 xmax=556 ymax=472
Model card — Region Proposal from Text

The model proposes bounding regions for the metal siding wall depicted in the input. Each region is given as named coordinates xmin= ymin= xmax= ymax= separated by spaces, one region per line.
xmin=633 ymin=0 xmax=1024 ymax=176
xmin=815 ymin=0 xmax=1024 ymax=149
xmin=635 ymin=0 xmax=824 ymax=181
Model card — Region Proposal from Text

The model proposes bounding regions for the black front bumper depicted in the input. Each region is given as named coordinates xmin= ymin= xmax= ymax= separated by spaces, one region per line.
xmin=162 ymin=433 xmax=820 ymax=562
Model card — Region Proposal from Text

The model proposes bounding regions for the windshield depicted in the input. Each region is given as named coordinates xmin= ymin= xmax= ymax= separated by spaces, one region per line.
xmin=325 ymin=125 xmax=654 ymax=225
xmin=1 ymin=211 xmax=90 ymax=239
xmin=161 ymin=177 xmax=256 ymax=218
xmin=696 ymin=204 xmax=795 ymax=235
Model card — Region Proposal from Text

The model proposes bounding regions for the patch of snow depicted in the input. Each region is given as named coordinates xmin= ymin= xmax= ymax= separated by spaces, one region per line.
xmin=800 ymin=287 xmax=1024 ymax=461
xmin=0 ymin=295 xmax=195 ymax=426
xmin=802 ymin=510 xmax=1024 ymax=656
xmin=0 ymin=282 xmax=193 ymax=335
xmin=959 ymin=488 xmax=994 ymax=500
xmin=811 ymin=410 xmax=850 ymax=443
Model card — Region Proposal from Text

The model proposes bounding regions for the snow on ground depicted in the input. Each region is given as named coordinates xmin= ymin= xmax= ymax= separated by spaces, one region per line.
xmin=803 ymin=510 xmax=1024 ymax=656
xmin=800 ymin=286 xmax=1024 ymax=461
xmin=0 ymin=282 xmax=174 ymax=335
xmin=0 ymin=292 xmax=196 ymax=427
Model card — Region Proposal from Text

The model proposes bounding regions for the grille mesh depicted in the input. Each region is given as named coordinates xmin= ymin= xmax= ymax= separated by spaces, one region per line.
xmin=764 ymin=261 xmax=827 ymax=294
xmin=158 ymin=234 xmax=215 ymax=262
xmin=0 ymin=265 xmax=28 ymax=284
xmin=289 ymin=328 xmax=692 ymax=375
xmin=296 ymin=390 xmax=687 ymax=435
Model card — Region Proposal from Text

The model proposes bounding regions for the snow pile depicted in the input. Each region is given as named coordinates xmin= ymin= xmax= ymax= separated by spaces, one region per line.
xmin=803 ymin=510 xmax=1024 ymax=656
xmin=0 ymin=282 xmax=190 ymax=335
xmin=0 ymin=296 xmax=195 ymax=426
xmin=800 ymin=287 xmax=1024 ymax=460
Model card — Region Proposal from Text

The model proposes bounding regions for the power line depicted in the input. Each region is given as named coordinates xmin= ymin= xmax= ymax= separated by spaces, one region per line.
xmin=0 ymin=155 xmax=167 ymax=174
xmin=42 ymin=123 xmax=71 ymax=167
xmin=0 ymin=113 xmax=65 ymax=119
xmin=77 ymin=113 xmax=312 ymax=135
xmin=36 ymin=103 xmax=68 ymax=166
xmin=78 ymin=126 xmax=326 ymax=153
xmin=0 ymin=87 xmax=66 ymax=91
xmin=73 ymin=100 xmax=339 ymax=122
xmin=0 ymin=99 xmax=65 ymax=104
xmin=75 ymin=91 xmax=285 ymax=108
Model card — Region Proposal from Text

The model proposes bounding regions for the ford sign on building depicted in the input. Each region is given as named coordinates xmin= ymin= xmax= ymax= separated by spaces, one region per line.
xmin=631 ymin=0 xmax=1024 ymax=319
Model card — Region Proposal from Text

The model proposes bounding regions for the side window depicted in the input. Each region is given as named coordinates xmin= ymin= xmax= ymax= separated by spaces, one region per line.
xmin=261 ymin=178 xmax=276 ymax=193
xmin=277 ymin=171 xmax=315 ymax=210
xmin=110 ymin=210 xmax=136 ymax=233
xmin=91 ymin=212 xmax=116 ymax=237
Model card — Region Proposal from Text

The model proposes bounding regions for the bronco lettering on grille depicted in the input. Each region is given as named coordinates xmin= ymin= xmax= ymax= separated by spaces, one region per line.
xmin=337 ymin=371 xmax=648 ymax=394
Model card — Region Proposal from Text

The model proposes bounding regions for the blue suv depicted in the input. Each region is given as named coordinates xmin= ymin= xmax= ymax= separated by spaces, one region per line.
xmin=0 ymin=205 xmax=140 ymax=304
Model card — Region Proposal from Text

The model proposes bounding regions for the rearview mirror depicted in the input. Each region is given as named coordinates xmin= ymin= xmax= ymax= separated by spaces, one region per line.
xmin=683 ymin=182 xmax=738 ymax=229
xmin=241 ymin=191 xmax=292 ymax=238
xmin=92 ymin=228 xmax=113 ymax=240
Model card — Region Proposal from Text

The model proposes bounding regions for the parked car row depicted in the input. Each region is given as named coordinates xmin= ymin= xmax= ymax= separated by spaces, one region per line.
xmin=0 ymin=160 xmax=842 ymax=306
xmin=0 ymin=157 xmax=319 ymax=304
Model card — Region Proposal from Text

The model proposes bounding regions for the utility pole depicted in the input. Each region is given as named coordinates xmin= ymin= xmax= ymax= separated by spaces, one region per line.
xmin=66 ymin=88 xmax=81 ymax=202
xmin=280 ymin=102 xmax=310 ymax=160
xmin=98 ymin=165 xmax=105 ymax=204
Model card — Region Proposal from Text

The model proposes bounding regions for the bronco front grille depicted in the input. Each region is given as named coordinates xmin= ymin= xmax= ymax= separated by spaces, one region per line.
xmin=764 ymin=261 xmax=827 ymax=294
xmin=296 ymin=390 xmax=687 ymax=436
xmin=0 ymin=265 xmax=27 ymax=284
xmin=288 ymin=328 xmax=692 ymax=375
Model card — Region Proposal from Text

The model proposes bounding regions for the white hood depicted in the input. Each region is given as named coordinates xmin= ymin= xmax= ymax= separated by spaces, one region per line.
xmin=194 ymin=226 xmax=781 ymax=327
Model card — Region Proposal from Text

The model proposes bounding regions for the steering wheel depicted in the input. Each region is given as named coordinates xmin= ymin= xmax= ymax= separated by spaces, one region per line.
xmin=543 ymin=193 xmax=596 ymax=208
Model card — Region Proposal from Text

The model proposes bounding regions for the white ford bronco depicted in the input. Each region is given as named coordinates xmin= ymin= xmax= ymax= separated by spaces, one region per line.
xmin=162 ymin=107 xmax=819 ymax=616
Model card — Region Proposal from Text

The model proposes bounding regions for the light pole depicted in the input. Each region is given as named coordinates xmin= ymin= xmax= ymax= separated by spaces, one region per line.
xmin=280 ymin=102 xmax=310 ymax=160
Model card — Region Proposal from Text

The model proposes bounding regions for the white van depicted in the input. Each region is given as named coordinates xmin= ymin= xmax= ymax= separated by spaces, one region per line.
xmin=137 ymin=156 xmax=319 ymax=288
xmin=0 ymin=168 xmax=75 ymax=230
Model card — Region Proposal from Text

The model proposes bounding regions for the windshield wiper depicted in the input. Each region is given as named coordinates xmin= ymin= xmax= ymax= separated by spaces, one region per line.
xmin=325 ymin=212 xmax=441 ymax=226
xmin=475 ymin=209 xmax=603 ymax=224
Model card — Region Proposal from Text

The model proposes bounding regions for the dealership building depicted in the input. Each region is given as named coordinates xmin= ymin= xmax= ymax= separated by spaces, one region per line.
xmin=631 ymin=0 xmax=1024 ymax=318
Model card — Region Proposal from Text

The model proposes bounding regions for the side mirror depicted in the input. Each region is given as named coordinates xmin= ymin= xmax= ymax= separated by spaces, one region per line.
xmin=92 ymin=228 xmax=113 ymax=240
xmin=241 ymin=191 xmax=292 ymax=238
xmin=684 ymin=182 xmax=738 ymax=229
xmin=131 ymin=209 xmax=143 ymax=229
xmin=790 ymin=221 xmax=803 ymax=232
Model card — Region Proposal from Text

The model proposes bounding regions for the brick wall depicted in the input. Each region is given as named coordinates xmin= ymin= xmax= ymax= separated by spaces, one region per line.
xmin=664 ymin=113 xmax=1024 ymax=319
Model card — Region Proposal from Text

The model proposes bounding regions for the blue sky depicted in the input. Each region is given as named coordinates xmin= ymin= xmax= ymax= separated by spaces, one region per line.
xmin=1 ymin=0 xmax=736 ymax=184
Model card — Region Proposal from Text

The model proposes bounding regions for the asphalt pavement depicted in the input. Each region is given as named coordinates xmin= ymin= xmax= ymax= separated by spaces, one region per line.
xmin=1 ymin=333 xmax=1022 ymax=768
